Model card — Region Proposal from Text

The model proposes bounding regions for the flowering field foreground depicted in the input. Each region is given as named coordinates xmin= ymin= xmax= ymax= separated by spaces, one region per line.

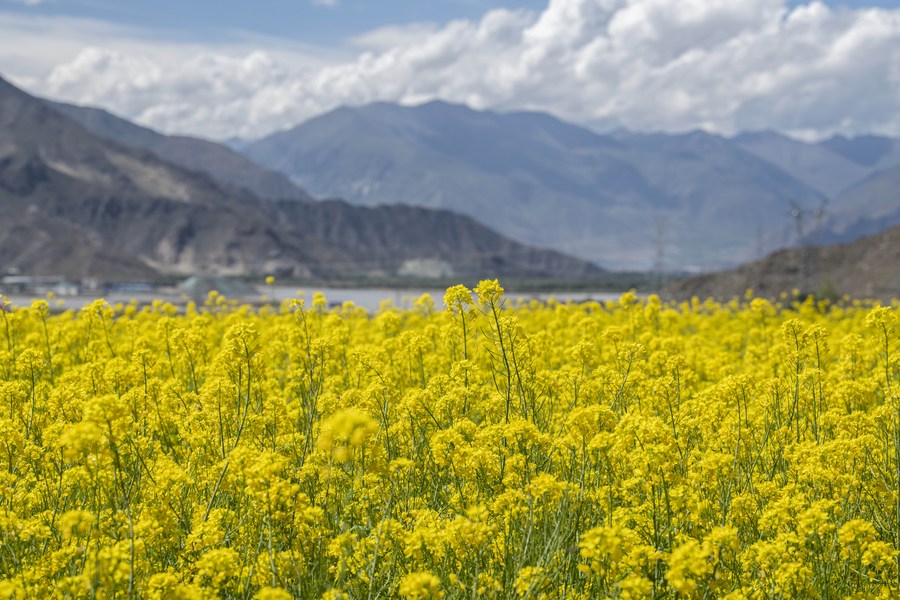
xmin=2 ymin=282 xmax=900 ymax=599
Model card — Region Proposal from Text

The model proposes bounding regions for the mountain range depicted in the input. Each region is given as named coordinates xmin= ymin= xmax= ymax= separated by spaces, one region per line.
xmin=0 ymin=75 xmax=600 ymax=283
xmin=5 ymin=74 xmax=898 ymax=287
xmin=241 ymin=101 xmax=900 ymax=271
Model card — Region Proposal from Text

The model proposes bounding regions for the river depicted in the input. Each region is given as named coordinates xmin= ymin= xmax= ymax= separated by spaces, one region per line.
xmin=3 ymin=286 xmax=627 ymax=313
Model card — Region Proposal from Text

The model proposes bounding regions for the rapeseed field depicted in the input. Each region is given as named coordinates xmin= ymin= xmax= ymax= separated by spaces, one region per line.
xmin=1 ymin=281 xmax=898 ymax=598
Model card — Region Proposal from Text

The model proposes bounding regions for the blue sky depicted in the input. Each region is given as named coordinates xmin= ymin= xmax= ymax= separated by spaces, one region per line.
xmin=4 ymin=1 xmax=547 ymax=44
xmin=2 ymin=0 xmax=895 ymax=45
xmin=2 ymin=0 xmax=899 ymax=140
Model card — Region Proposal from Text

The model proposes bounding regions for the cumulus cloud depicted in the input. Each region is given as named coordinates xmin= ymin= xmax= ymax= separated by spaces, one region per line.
xmin=349 ymin=23 xmax=441 ymax=51
xmin=3 ymin=0 xmax=900 ymax=140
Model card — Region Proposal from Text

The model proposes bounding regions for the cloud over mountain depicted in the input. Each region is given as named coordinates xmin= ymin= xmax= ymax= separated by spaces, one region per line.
xmin=4 ymin=0 xmax=900 ymax=140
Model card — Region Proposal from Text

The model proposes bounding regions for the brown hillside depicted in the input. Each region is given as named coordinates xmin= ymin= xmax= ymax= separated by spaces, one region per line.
xmin=667 ymin=225 xmax=900 ymax=302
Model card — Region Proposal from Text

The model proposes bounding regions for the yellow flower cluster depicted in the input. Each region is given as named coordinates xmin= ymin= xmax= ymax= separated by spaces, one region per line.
xmin=1 ymin=285 xmax=900 ymax=598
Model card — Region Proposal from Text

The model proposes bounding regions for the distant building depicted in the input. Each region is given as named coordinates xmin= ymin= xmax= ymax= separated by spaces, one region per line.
xmin=0 ymin=275 xmax=80 ymax=296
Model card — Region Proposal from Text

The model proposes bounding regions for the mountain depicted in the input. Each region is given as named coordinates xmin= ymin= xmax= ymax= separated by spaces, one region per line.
xmin=223 ymin=137 xmax=252 ymax=152
xmin=0 ymin=76 xmax=600 ymax=282
xmin=605 ymin=130 xmax=826 ymax=266
xmin=733 ymin=131 xmax=900 ymax=200
xmin=265 ymin=199 xmax=601 ymax=279
xmin=666 ymin=223 xmax=900 ymax=302
xmin=0 ymin=76 xmax=334 ymax=280
xmin=826 ymin=163 xmax=900 ymax=242
xmin=732 ymin=131 xmax=873 ymax=198
xmin=46 ymin=101 xmax=313 ymax=202
xmin=820 ymin=134 xmax=900 ymax=170
xmin=0 ymin=208 xmax=160 ymax=281
xmin=734 ymin=131 xmax=900 ymax=250
xmin=243 ymin=101 xmax=828 ymax=271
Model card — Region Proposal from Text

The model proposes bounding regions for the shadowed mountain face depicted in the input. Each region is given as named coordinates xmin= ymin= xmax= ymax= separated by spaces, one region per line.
xmin=731 ymin=132 xmax=900 ymax=257
xmin=0 ymin=76 xmax=601 ymax=282
xmin=732 ymin=131 xmax=875 ymax=198
xmin=822 ymin=163 xmax=900 ymax=243
xmin=244 ymin=101 xmax=840 ymax=271
xmin=821 ymin=135 xmax=900 ymax=169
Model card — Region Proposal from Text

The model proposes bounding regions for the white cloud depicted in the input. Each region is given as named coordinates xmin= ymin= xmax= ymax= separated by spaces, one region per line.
xmin=311 ymin=0 xmax=339 ymax=6
xmin=2 ymin=0 xmax=900 ymax=140
xmin=349 ymin=23 xmax=441 ymax=51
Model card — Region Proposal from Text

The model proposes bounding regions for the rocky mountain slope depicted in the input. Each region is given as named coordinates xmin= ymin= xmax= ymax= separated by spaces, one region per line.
xmin=266 ymin=199 xmax=598 ymax=279
xmin=667 ymin=224 xmax=900 ymax=302
xmin=0 ymin=76 xmax=600 ymax=282
xmin=47 ymin=101 xmax=313 ymax=202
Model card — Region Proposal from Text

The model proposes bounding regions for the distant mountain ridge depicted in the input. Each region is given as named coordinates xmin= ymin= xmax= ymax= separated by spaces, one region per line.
xmin=13 ymin=83 xmax=898 ymax=282
xmin=732 ymin=131 xmax=874 ymax=198
xmin=0 ymin=76 xmax=600 ymax=282
xmin=243 ymin=101 xmax=900 ymax=271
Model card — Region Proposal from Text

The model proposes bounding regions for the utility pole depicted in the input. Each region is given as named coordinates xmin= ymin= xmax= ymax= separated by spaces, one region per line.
xmin=789 ymin=199 xmax=828 ymax=294
xmin=653 ymin=216 xmax=667 ymax=292
xmin=789 ymin=201 xmax=808 ymax=293
xmin=756 ymin=223 xmax=765 ymax=260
